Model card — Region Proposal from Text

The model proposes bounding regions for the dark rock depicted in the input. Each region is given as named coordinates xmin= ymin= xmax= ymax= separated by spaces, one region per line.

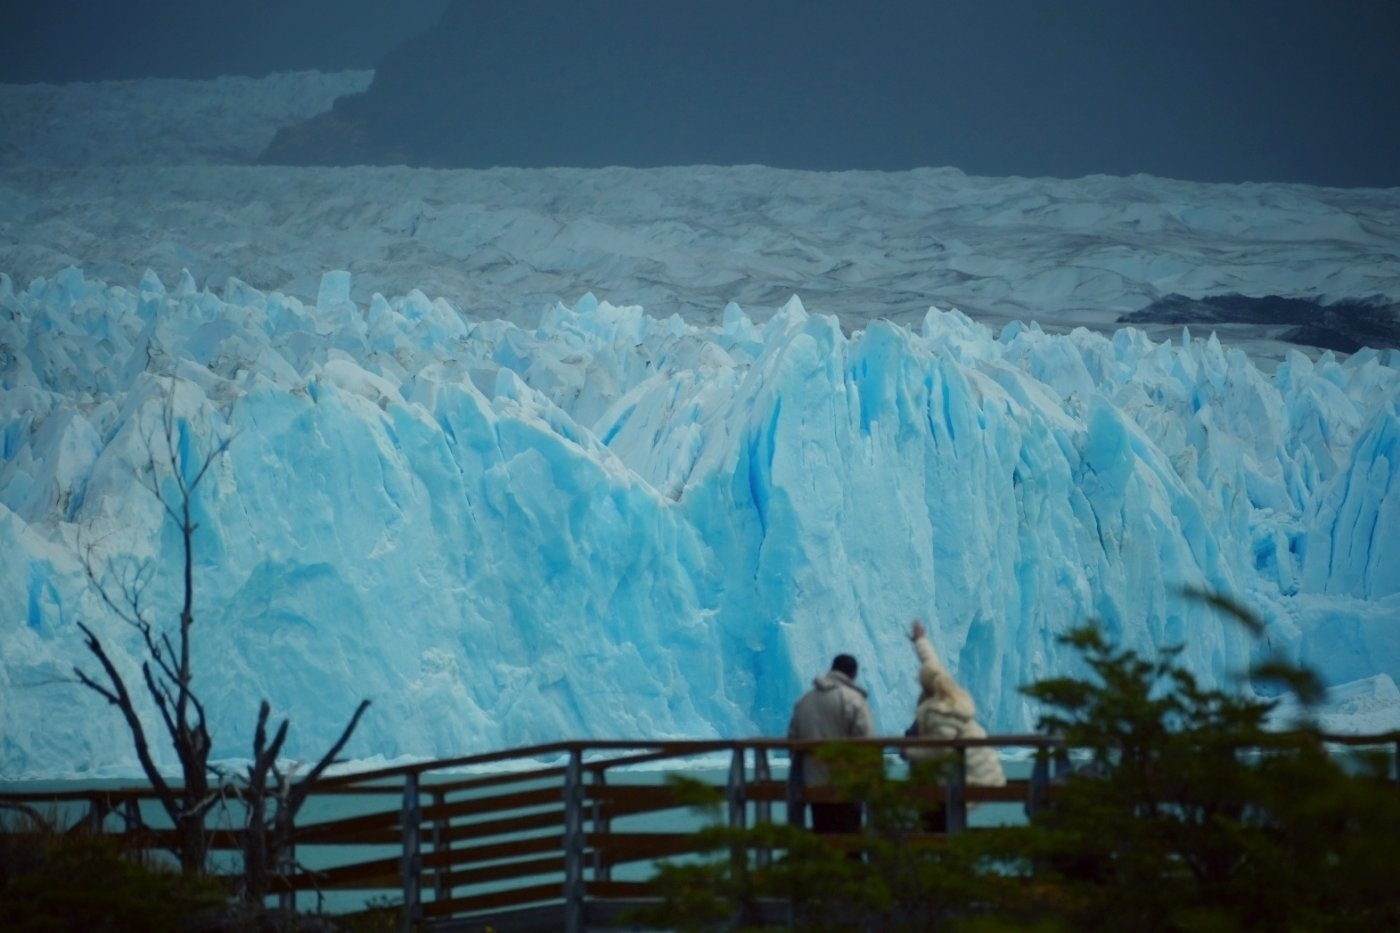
xmin=1119 ymin=294 xmax=1400 ymax=354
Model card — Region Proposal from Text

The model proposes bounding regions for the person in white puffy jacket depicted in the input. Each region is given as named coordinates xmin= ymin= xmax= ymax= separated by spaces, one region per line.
xmin=904 ymin=618 xmax=1006 ymax=791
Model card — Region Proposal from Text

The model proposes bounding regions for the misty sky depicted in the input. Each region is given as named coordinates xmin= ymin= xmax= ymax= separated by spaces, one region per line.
xmin=4 ymin=0 xmax=1398 ymax=188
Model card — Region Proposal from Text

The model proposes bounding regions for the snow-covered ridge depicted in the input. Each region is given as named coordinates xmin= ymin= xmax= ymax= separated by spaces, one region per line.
xmin=4 ymin=160 xmax=1397 ymax=370
xmin=2 ymin=267 xmax=1397 ymax=778
xmin=4 ymin=72 xmax=1398 ymax=369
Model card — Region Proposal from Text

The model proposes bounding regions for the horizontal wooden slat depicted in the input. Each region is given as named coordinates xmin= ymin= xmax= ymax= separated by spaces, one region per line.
xmin=435 ymin=806 xmax=565 ymax=843
xmin=897 ymin=782 xmax=1035 ymax=806
xmin=421 ymin=765 xmax=569 ymax=796
xmin=430 ymin=852 xmax=566 ymax=887
xmin=591 ymin=831 xmax=710 ymax=866
xmin=284 ymin=855 xmax=401 ymax=891
xmin=287 ymin=783 xmax=404 ymax=796
xmin=422 ymin=880 xmax=564 ymax=917
xmin=289 ymin=810 xmax=569 ymax=849
xmin=586 ymin=879 xmax=659 ymax=900
xmin=96 ymin=828 xmax=245 ymax=851
xmin=441 ymin=831 xmax=563 ymax=866
xmin=206 ymin=829 xmax=250 ymax=851
xmin=288 ymin=825 xmax=402 ymax=846
xmin=290 ymin=807 xmax=401 ymax=844
xmin=312 ymin=740 xmax=590 ymax=789
xmin=584 ymin=748 xmax=718 ymax=774
xmin=442 ymin=784 xmax=567 ymax=816
xmin=801 ymin=786 xmax=842 ymax=803
xmin=800 ymin=780 xmax=1035 ymax=806
xmin=291 ymin=785 xmax=569 ymax=846
xmin=744 ymin=780 xmax=788 ymax=802
xmin=588 ymin=783 xmax=685 ymax=817
xmin=420 ymin=790 xmax=562 ymax=829
xmin=967 ymin=782 xmax=1037 ymax=804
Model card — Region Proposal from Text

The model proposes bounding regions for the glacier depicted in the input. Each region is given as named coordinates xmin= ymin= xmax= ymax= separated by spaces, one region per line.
xmin=1 ymin=70 xmax=1399 ymax=780
xmin=2 ymin=265 xmax=1397 ymax=779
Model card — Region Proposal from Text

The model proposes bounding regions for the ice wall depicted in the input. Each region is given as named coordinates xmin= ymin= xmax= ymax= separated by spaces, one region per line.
xmin=2 ymin=268 xmax=1397 ymax=778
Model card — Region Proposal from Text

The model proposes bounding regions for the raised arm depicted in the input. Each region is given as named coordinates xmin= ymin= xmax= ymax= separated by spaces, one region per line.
xmin=909 ymin=618 xmax=947 ymax=673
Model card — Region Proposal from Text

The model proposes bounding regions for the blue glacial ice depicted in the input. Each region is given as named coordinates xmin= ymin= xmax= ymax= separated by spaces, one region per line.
xmin=1 ymin=266 xmax=1397 ymax=778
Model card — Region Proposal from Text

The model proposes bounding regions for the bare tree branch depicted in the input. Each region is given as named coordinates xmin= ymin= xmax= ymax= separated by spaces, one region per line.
xmin=141 ymin=661 xmax=181 ymax=744
xmin=240 ymin=698 xmax=370 ymax=902
xmin=74 ymin=621 xmax=177 ymax=817
xmin=70 ymin=391 xmax=226 ymax=873
xmin=73 ymin=386 xmax=368 ymax=895
xmin=296 ymin=700 xmax=372 ymax=794
xmin=72 ymin=668 xmax=121 ymax=705
xmin=81 ymin=545 xmax=145 ymax=631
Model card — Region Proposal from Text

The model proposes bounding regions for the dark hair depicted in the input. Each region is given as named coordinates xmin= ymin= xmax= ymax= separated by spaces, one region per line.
xmin=831 ymin=654 xmax=858 ymax=680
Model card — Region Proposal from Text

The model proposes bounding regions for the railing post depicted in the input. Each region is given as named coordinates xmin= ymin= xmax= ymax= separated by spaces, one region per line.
xmin=945 ymin=747 xmax=967 ymax=835
xmin=593 ymin=768 xmax=612 ymax=885
xmin=400 ymin=772 xmax=422 ymax=933
xmin=122 ymin=797 xmax=142 ymax=832
xmin=1052 ymin=742 xmax=1071 ymax=781
xmin=431 ymin=788 xmax=448 ymax=901
xmin=85 ymin=797 xmax=105 ymax=834
xmin=786 ymin=749 xmax=806 ymax=828
xmin=278 ymin=841 xmax=296 ymax=915
xmin=1027 ymin=748 xmax=1051 ymax=818
xmin=725 ymin=746 xmax=758 ymax=927
xmin=563 ymin=748 xmax=585 ymax=933
xmin=727 ymin=747 xmax=747 ymax=832
xmin=754 ymin=747 xmax=773 ymax=869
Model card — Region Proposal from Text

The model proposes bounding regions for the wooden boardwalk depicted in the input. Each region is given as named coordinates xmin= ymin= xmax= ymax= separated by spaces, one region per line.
xmin=3 ymin=733 xmax=1395 ymax=932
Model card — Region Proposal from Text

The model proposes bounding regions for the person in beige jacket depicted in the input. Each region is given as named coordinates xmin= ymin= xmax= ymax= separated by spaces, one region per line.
xmin=905 ymin=619 xmax=1006 ymax=792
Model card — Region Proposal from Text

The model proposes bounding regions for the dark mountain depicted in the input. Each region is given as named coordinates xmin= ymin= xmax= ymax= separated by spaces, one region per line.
xmin=258 ymin=0 xmax=1400 ymax=186
xmin=262 ymin=2 xmax=951 ymax=170
xmin=2 ymin=1 xmax=448 ymax=83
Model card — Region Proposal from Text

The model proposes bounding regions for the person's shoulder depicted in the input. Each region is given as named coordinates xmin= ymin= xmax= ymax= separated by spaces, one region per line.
xmin=838 ymin=676 xmax=870 ymax=700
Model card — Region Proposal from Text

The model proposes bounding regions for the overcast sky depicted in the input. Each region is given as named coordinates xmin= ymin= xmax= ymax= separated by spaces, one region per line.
xmin=4 ymin=0 xmax=1398 ymax=187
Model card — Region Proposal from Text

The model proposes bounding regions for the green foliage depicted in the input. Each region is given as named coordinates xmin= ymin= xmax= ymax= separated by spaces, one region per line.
xmin=639 ymin=596 xmax=1400 ymax=931
xmin=631 ymin=748 xmax=1012 ymax=932
xmin=0 ymin=808 xmax=58 ymax=889
xmin=333 ymin=897 xmax=406 ymax=933
xmin=989 ymin=616 xmax=1400 ymax=932
xmin=0 ymin=829 xmax=228 ymax=933
xmin=0 ymin=811 xmax=403 ymax=932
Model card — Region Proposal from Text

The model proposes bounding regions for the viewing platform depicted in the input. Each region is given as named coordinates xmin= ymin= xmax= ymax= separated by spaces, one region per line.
xmin=2 ymin=733 xmax=1396 ymax=932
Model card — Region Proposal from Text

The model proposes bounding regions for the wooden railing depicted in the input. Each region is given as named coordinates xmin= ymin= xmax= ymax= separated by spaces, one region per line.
xmin=2 ymin=732 xmax=1396 ymax=932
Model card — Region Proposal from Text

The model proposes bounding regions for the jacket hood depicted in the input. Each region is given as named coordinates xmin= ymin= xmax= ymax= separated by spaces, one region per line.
xmin=814 ymin=670 xmax=868 ymax=697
